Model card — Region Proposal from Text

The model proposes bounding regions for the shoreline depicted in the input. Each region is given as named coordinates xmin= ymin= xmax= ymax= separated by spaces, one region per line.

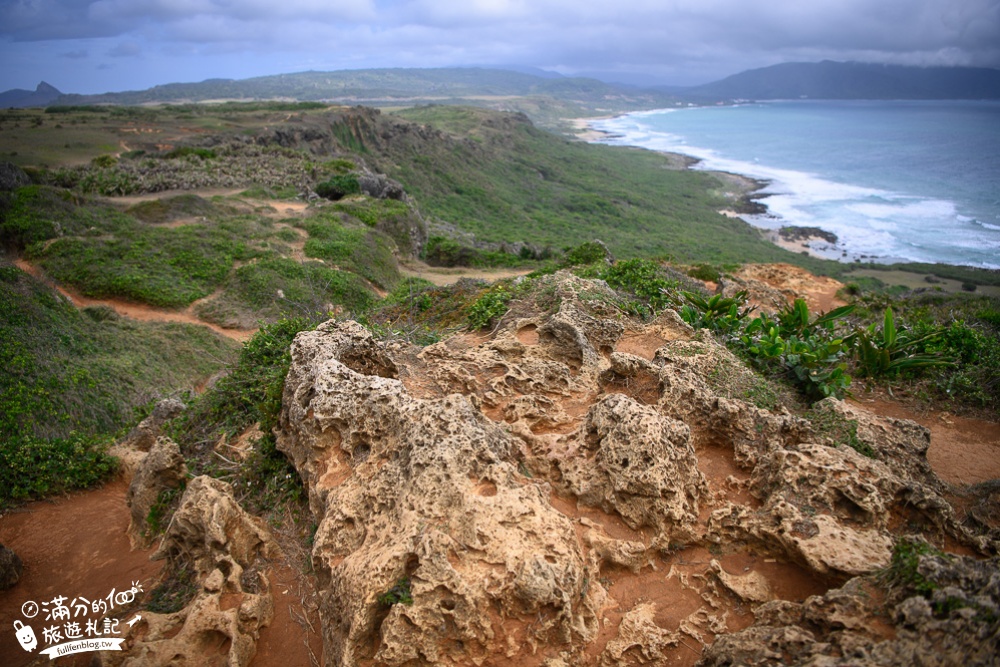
xmin=570 ymin=113 xmax=927 ymax=269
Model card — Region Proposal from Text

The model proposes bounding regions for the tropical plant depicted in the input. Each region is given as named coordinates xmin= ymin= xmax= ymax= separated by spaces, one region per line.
xmin=852 ymin=307 xmax=954 ymax=377
xmin=680 ymin=290 xmax=755 ymax=336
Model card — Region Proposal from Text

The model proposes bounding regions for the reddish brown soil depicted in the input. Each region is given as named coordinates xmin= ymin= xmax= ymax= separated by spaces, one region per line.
xmin=254 ymin=562 xmax=323 ymax=667
xmin=851 ymin=397 xmax=1000 ymax=486
xmin=14 ymin=258 xmax=253 ymax=342
xmin=0 ymin=481 xmax=164 ymax=667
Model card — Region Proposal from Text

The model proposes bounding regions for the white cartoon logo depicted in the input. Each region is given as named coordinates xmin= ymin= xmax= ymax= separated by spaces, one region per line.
xmin=12 ymin=581 xmax=144 ymax=658
xmin=13 ymin=620 xmax=37 ymax=652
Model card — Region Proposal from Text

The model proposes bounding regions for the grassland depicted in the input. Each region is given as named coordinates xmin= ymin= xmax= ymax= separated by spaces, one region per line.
xmin=2 ymin=100 xmax=998 ymax=508
xmin=0 ymin=261 xmax=239 ymax=505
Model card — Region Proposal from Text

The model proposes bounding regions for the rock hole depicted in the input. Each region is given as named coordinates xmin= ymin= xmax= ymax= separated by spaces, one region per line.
xmin=440 ymin=599 xmax=457 ymax=611
xmin=620 ymin=457 xmax=630 ymax=469
xmin=516 ymin=324 xmax=539 ymax=346
xmin=478 ymin=481 xmax=498 ymax=497
xmin=405 ymin=554 xmax=420 ymax=575
xmin=352 ymin=443 xmax=371 ymax=464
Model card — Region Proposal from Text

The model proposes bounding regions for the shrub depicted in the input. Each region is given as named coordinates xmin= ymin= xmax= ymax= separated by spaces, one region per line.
xmin=0 ymin=433 xmax=118 ymax=507
xmin=90 ymin=154 xmax=118 ymax=168
xmin=687 ymin=263 xmax=722 ymax=283
xmin=680 ymin=290 xmax=754 ymax=336
xmin=467 ymin=284 xmax=515 ymax=329
xmin=164 ymin=146 xmax=217 ymax=160
xmin=852 ymin=307 xmax=954 ymax=377
xmin=596 ymin=258 xmax=678 ymax=315
xmin=563 ymin=241 xmax=611 ymax=267
xmin=315 ymin=174 xmax=361 ymax=201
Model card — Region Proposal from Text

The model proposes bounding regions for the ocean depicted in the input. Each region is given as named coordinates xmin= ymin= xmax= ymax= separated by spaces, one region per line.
xmin=592 ymin=100 xmax=1000 ymax=269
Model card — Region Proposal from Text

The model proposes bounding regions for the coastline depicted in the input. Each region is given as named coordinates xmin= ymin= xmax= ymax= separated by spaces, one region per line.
xmin=570 ymin=113 xmax=809 ymax=258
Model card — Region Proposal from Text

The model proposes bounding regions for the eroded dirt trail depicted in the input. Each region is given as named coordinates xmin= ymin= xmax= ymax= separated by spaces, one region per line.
xmin=0 ymin=481 xmax=164 ymax=667
xmin=851 ymin=397 xmax=1000 ymax=485
xmin=13 ymin=258 xmax=254 ymax=342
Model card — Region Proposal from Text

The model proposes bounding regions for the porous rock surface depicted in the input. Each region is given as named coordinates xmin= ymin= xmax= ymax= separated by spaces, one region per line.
xmin=701 ymin=549 xmax=1000 ymax=667
xmin=125 ymin=435 xmax=188 ymax=549
xmin=0 ymin=543 xmax=23 ymax=590
xmin=271 ymin=272 xmax=996 ymax=666
xmin=104 ymin=476 xmax=276 ymax=667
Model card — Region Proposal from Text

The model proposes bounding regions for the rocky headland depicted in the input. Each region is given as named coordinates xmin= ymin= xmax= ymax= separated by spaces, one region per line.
xmin=84 ymin=270 xmax=1000 ymax=667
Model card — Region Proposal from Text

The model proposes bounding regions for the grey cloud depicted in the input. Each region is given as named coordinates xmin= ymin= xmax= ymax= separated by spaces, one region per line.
xmin=1 ymin=0 xmax=997 ymax=86
xmin=107 ymin=40 xmax=141 ymax=57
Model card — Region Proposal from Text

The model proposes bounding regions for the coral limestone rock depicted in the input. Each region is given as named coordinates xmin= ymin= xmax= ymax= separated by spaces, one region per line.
xmin=264 ymin=273 xmax=993 ymax=665
xmin=277 ymin=321 xmax=598 ymax=666
xmin=126 ymin=435 xmax=187 ymax=548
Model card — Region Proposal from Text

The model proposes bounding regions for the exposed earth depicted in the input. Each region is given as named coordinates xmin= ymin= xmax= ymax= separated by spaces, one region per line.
xmin=2 ymin=255 xmax=998 ymax=666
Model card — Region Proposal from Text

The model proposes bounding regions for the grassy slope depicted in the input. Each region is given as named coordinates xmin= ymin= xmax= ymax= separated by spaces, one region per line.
xmin=0 ymin=261 xmax=240 ymax=505
xmin=382 ymin=106 xmax=833 ymax=270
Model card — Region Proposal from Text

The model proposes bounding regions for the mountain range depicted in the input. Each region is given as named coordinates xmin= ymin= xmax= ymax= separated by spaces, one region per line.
xmin=679 ymin=60 xmax=1000 ymax=101
xmin=3 ymin=61 xmax=999 ymax=112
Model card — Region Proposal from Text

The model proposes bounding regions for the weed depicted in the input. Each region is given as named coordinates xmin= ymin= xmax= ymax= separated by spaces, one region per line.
xmin=145 ymin=484 xmax=184 ymax=537
xmin=808 ymin=404 xmax=874 ymax=458
xmin=378 ymin=578 xmax=414 ymax=606
xmin=146 ymin=564 xmax=198 ymax=614
xmin=880 ymin=538 xmax=941 ymax=593
xmin=680 ymin=290 xmax=754 ymax=336
xmin=467 ymin=283 xmax=516 ymax=329
xmin=852 ymin=307 xmax=954 ymax=377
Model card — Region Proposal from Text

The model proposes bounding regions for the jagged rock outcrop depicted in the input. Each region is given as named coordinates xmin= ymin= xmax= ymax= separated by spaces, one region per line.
xmin=700 ymin=549 xmax=1000 ymax=667
xmin=110 ymin=398 xmax=186 ymax=482
xmin=277 ymin=320 xmax=599 ymax=666
xmin=125 ymin=436 xmax=188 ymax=548
xmin=268 ymin=272 xmax=994 ymax=665
xmin=104 ymin=476 xmax=276 ymax=667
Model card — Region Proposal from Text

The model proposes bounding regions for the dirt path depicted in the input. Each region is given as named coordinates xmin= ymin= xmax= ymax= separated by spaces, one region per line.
xmin=399 ymin=259 xmax=534 ymax=286
xmin=0 ymin=481 xmax=164 ymax=667
xmin=851 ymin=396 xmax=1000 ymax=485
xmin=14 ymin=258 xmax=254 ymax=343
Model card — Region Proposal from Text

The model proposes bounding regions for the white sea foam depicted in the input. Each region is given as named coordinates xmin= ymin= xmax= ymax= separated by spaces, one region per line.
xmin=593 ymin=107 xmax=1000 ymax=269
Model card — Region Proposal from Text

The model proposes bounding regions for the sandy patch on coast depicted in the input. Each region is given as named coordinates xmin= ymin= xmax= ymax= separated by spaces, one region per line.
xmin=567 ymin=116 xmax=616 ymax=142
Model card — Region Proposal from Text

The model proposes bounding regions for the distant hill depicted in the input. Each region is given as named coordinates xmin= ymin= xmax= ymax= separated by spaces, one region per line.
xmin=681 ymin=61 xmax=1000 ymax=101
xmin=47 ymin=67 xmax=680 ymax=130
xmin=52 ymin=67 xmax=674 ymax=108
xmin=0 ymin=81 xmax=62 ymax=108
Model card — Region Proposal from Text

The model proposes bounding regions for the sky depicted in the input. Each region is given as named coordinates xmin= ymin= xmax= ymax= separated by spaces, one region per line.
xmin=1 ymin=0 xmax=999 ymax=94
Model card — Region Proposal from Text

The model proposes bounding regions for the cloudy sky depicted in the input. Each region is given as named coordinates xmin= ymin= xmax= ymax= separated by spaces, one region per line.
xmin=2 ymin=0 xmax=999 ymax=93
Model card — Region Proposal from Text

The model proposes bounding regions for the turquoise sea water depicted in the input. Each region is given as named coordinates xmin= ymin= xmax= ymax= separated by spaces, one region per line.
xmin=593 ymin=101 xmax=1000 ymax=269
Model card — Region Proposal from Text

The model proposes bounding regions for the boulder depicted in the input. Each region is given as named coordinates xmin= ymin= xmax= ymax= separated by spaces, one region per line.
xmin=103 ymin=476 xmax=276 ymax=667
xmin=0 ymin=543 xmax=23 ymax=590
xmin=125 ymin=436 xmax=188 ymax=549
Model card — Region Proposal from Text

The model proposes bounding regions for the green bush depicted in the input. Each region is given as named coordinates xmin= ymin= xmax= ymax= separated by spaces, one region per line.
xmin=852 ymin=307 xmax=954 ymax=377
xmin=687 ymin=263 xmax=722 ymax=283
xmin=563 ymin=241 xmax=611 ymax=267
xmin=680 ymin=290 xmax=754 ymax=336
xmin=423 ymin=236 xmax=482 ymax=267
xmin=90 ymin=154 xmax=118 ymax=168
xmin=596 ymin=258 xmax=679 ymax=316
xmin=170 ymin=317 xmax=318 ymax=507
xmin=467 ymin=284 xmax=516 ymax=329
xmin=315 ymin=174 xmax=361 ymax=201
xmin=0 ymin=434 xmax=118 ymax=508
xmin=164 ymin=146 xmax=217 ymax=160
